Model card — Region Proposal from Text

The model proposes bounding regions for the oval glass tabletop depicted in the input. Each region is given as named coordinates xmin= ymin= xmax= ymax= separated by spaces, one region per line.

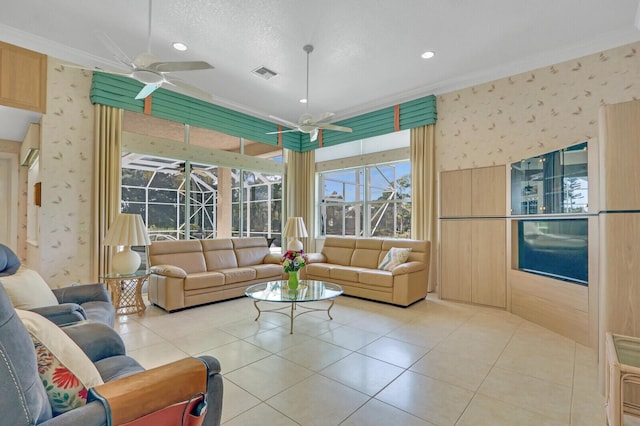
xmin=245 ymin=280 xmax=343 ymax=303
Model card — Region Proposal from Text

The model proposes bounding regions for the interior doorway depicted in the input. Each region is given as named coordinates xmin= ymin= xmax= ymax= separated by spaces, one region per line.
xmin=0 ymin=153 xmax=19 ymax=251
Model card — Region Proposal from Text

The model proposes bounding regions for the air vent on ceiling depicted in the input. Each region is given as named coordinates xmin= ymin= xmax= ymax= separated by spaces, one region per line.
xmin=251 ymin=66 xmax=278 ymax=80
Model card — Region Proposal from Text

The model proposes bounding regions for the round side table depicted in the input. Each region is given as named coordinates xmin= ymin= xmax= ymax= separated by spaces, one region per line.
xmin=100 ymin=271 xmax=149 ymax=315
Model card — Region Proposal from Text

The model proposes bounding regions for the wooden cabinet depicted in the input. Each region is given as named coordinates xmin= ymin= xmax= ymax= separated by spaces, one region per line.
xmin=599 ymin=99 xmax=640 ymax=380
xmin=440 ymin=166 xmax=506 ymax=217
xmin=440 ymin=220 xmax=472 ymax=301
xmin=471 ymin=166 xmax=506 ymax=216
xmin=600 ymin=100 xmax=640 ymax=211
xmin=0 ymin=42 xmax=47 ymax=113
xmin=440 ymin=219 xmax=506 ymax=307
xmin=440 ymin=165 xmax=507 ymax=308
xmin=440 ymin=169 xmax=472 ymax=217
xmin=471 ymin=219 xmax=506 ymax=307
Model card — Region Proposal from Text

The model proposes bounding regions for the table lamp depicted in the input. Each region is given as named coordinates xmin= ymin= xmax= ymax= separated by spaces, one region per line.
xmin=103 ymin=213 xmax=151 ymax=275
xmin=282 ymin=217 xmax=308 ymax=251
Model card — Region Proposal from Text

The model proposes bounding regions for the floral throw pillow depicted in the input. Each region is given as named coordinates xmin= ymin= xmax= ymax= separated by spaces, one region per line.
xmin=17 ymin=309 xmax=104 ymax=416
xmin=378 ymin=247 xmax=412 ymax=271
xmin=33 ymin=338 xmax=90 ymax=414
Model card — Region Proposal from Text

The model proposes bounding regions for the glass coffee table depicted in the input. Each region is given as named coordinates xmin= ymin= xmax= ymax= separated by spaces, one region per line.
xmin=245 ymin=280 xmax=343 ymax=334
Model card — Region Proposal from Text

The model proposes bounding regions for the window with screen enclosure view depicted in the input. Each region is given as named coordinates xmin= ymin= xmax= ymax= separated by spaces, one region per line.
xmin=317 ymin=131 xmax=411 ymax=239
xmin=319 ymin=161 xmax=411 ymax=238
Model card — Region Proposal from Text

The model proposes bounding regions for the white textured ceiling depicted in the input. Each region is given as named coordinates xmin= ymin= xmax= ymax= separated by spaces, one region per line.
xmin=1 ymin=0 xmax=640 ymax=141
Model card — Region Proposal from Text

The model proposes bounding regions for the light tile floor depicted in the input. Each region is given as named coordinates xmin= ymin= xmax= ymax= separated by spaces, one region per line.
xmin=115 ymin=293 xmax=609 ymax=426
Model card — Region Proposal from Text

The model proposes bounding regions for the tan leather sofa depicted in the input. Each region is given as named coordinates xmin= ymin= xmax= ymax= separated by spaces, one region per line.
xmin=301 ymin=237 xmax=430 ymax=306
xmin=147 ymin=237 xmax=282 ymax=311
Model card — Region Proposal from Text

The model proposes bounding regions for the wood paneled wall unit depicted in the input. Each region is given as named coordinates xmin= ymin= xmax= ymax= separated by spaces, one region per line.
xmin=0 ymin=42 xmax=47 ymax=113
xmin=510 ymin=268 xmax=589 ymax=344
xmin=599 ymin=100 xmax=640 ymax=374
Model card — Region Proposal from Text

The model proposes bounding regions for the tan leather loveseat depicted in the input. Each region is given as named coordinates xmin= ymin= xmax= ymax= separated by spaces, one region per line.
xmin=301 ymin=237 xmax=430 ymax=306
xmin=148 ymin=237 xmax=282 ymax=311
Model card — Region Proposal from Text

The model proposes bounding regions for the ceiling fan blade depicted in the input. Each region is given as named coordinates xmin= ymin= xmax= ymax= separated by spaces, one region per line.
xmin=319 ymin=124 xmax=352 ymax=133
xmin=147 ymin=61 xmax=214 ymax=73
xmin=312 ymin=112 xmax=335 ymax=124
xmin=165 ymin=76 xmax=213 ymax=101
xmin=135 ymin=83 xmax=161 ymax=100
xmin=309 ymin=128 xmax=319 ymax=142
xmin=95 ymin=31 xmax=134 ymax=69
xmin=266 ymin=129 xmax=300 ymax=135
xmin=92 ymin=68 xmax=133 ymax=77
xmin=269 ymin=115 xmax=300 ymax=129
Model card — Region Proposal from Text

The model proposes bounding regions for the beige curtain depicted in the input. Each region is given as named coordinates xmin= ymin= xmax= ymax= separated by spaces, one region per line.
xmin=285 ymin=149 xmax=316 ymax=252
xmin=410 ymin=124 xmax=437 ymax=292
xmin=92 ymin=105 xmax=123 ymax=280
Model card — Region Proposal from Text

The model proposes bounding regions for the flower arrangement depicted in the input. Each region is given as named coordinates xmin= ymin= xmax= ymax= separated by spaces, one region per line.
xmin=281 ymin=249 xmax=307 ymax=273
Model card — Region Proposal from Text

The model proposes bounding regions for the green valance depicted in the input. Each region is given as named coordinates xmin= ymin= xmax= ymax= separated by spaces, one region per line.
xmin=90 ymin=72 xmax=436 ymax=152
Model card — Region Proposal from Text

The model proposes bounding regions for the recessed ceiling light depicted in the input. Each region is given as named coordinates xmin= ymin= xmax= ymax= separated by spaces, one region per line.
xmin=299 ymin=98 xmax=308 ymax=104
xmin=172 ymin=42 xmax=188 ymax=51
xmin=421 ymin=51 xmax=435 ymax=59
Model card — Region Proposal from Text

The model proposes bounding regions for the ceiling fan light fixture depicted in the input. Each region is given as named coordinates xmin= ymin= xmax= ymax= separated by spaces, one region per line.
xmin=172 ymin=41 xmax=188 ymax=51
xmin=421 ymin=50 xmax=435 ymax=59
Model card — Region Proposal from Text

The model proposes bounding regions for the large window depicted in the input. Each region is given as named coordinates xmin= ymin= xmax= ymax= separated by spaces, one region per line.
xmin=319 ymin=161 xmax=411 ymax=238
xmin=316 ymin=130 xmax=411 ymax=239
xmin=122 ymin=156 xmax=283 ymax=244
xmin=120 ymin=111 xmax=284 ymax=247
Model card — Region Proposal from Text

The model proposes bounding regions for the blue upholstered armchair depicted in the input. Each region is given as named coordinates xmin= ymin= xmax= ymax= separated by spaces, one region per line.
xmin=0 ymin=283 xmax=223 ymax=425
xmin=0 ymin=244 xmax=115 ymax=326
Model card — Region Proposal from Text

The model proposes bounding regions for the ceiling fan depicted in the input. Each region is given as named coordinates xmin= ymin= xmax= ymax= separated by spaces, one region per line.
xmin=94 ymin=0 xmax=213 ymax=100
xmin=268 ymin=44 xmax=352 ymax=142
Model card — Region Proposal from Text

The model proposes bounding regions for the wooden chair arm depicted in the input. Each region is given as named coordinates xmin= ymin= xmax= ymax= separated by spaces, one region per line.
xmin=90 ymin=357 xmax=208 ymax=425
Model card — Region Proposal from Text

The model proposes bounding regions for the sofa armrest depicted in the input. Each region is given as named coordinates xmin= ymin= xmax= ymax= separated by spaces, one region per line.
xmin=150 ymin=264 xmax=187 ymax=279
xmin=62 ymin=321 xmax=127 ymax=362
xmin=90 ymin=357 xmax=208 ymax=425
xmin=30 ymin=303 xmax=88 ymax=325
xmin=305 ymin=253 xmax=327 ymax=263
xmin=53 ymin=283 xmax=111 ymax=304
xmin=391 ymin=261 xmax=425 ymax=275
xmin=263 ymin=253 xmax=282 ymax=264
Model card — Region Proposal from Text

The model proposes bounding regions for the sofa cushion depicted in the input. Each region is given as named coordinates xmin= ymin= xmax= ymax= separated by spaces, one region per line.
xmin=0 ymin=267 xmax=59 ymax=309
xmin=330 ymin=266 xmax=365 ymax=282
xmin=202 ymin=239 xmax=238 ymax=270
xmin=17 ymin=309 xmax=104 ymax=415
xmin=351 ymin=239 xmax=383 ymax=269
xmin=149 ymin=240 xmax=207 ymax=274
xmin=378 ymin=247 xmax=412 ymax=271
xmin=381 ymin=239 xmax=429 ymax=265
xmin=322 ymin=237 xmax=356 ymax=266
xmin=305 ymin=263 xmax=333 ymax=279
xmin=358 ymin=269 xmax=394 ymax=288
xmin=218 ymin=267 xmax=256 ymax=284
xmin=184 ymin=272 xmax=225 ymax=290
xmin=251 ymin=264 xmax=284 ymax=279
xmin=233 ymin=237 xmax=270 ymax=267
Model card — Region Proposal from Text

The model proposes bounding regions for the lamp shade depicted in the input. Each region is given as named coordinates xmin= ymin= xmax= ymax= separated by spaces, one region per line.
xmin=103 ymin=214 xmax=151 ymax=247
xmin=283 ymin=217 xmax=308 ymax=238
xmin=103 ymin=214 xmax=150 ymax=275
xmin=282 ymin=217 xmax=308 ymax=251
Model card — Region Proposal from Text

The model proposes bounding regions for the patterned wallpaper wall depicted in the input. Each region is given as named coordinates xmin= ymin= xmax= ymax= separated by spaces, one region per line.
xmin=39 ymin=59 xmax=94 ymax=287
xmin=436 ymin=41 xmax=640 ymax=171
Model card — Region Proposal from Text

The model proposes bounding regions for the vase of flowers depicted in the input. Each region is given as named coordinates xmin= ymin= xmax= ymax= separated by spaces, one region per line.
xmin=281 ymin=249 xmax=307 ymax=290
